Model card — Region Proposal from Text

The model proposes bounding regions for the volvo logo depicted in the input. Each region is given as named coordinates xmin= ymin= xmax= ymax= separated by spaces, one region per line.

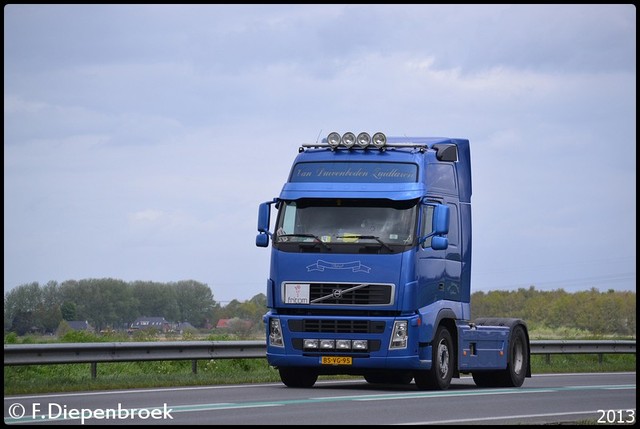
xmin=332 ymin=289 xmax=343 ymax=299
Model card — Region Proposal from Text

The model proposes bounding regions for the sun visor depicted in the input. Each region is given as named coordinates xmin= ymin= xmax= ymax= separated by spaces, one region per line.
xmin=280 ymin=182 xmax=426 ymax=201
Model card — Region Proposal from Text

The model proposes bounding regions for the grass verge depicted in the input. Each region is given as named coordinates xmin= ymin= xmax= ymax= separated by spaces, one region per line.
xmin=4 ymin=354 xmax=635 ymax=396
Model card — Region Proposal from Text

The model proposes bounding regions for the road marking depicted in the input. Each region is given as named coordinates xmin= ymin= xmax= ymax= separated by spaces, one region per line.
xmin=396 ymin=410 xmax=615 ymax=425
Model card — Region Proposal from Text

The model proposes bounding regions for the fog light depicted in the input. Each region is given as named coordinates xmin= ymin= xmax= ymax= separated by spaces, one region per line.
xmin=352 ymin=340 xmax=368 ymax=350
xmin=304 ymin=339 xmax=319 ymax=349
xmin=336 ymin=340 xmax=351 ymax=350
xmin=320 ymin=340 xmax=335 ymax=349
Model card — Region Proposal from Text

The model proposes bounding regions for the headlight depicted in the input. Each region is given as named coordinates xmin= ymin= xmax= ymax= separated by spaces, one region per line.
xmin=269 ymin=318 xmax=284 ymax=347
xmin=390 ymin=320 xmax=408 ymax=349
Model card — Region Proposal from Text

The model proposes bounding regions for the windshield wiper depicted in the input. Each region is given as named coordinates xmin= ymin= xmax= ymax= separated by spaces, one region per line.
xmin=277 ymin=234 xmax=331 ymax=250
xmin=336 ymin=235 xmax=393 ymax=252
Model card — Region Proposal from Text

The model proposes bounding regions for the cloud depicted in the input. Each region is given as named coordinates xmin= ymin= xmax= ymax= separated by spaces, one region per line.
xmin=4 ymin=4 xmax=635 ymax=303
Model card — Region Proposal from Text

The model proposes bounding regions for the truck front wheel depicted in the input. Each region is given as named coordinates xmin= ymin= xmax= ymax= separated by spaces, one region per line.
xmin=414 ymin=325 xmax=454 ymax=390
xmin=278 ymin=367 xmax=318 ymax=388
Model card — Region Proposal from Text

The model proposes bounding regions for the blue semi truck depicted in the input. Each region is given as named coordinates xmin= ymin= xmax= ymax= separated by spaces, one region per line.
xmin=256 ymin=132 xmax=531 ymax=390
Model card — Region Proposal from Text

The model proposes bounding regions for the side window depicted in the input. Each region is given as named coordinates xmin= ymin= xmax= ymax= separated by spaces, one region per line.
xmin=447 ymin=203 xmax=459 ymax=247
xmin=281 ymin=203 xmax=297 ymax=234
xmin=420 ymin=205 xmax=434 ymax=248
xmin=426 ymin=164 xmax=457 ymax=194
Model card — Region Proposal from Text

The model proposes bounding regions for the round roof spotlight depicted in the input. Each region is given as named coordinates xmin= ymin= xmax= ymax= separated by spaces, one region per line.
xmin=342 ymin=132 xmax=356 ymax=148
xmin=372 ymin=132 xmax=387 ymax=149
xmin=356 ymin=132 xmax=371 ymax=148
xmin=327 ymin=132 xmax=341 ymax=148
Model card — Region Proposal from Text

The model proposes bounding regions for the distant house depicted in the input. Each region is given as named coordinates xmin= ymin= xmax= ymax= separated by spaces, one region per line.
xmin=216 ymin=318 xmax=252 ymax=330
xmin=66 ymin=320 xmax=93 ymax=332
xmin=175 ymin=321 xmax=196 ymax=333
xmin=216 ymin=318 xmax=231 ymax=329
xmin=130 ymin=316 xmax=171 ymax=333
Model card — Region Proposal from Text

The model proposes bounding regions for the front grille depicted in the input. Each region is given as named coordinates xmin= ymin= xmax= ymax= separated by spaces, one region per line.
xmin=307 ymin=283 xmax=393 ymax=305
xmin=289 ymin=319 xmax=385 ymax=334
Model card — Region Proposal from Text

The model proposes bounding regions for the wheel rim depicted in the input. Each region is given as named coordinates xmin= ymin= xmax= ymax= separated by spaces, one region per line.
xmin=512 ymin=338 xmax=524 ymax=374
xmin=437 ymin=339 xmax=450 ymax=378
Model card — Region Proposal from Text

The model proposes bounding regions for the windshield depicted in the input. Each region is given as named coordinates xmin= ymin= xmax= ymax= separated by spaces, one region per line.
xmin=274 ymin=198 xmax=418 ymax=251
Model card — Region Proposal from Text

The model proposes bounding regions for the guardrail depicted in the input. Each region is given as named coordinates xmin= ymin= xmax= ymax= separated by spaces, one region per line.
xmin=4 ymin=340 xmax=635 ymax=378
xmin=531 ymin=340 xmax=636 ymax=364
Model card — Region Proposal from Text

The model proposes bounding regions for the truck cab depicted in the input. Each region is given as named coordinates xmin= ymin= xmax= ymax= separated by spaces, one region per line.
xmin=257 ymin=132 xmax=530 ymax=389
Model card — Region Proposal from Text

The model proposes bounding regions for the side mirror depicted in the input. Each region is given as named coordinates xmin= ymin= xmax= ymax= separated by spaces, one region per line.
xmin=433 ymin=204 xmax=450 ymax=235
xmin=257 ymin=202 xmax=270 ymax=233
xmin=418 ymin=202 xmax=450 ymax=250
xmin=256 ymin=233 xmax=269 ymax=247
xmin=256 ymin=199 xmax=277 ymax=248
xmin=431 ymin=236 xmax=448 ymax=250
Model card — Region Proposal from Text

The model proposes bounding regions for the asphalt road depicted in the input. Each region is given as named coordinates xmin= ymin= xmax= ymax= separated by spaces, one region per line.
xmin=4 ymin=372 xmax=636 ymax=425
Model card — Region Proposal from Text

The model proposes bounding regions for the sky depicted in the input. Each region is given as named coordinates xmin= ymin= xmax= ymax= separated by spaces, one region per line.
xmin=4 ymin=4 xmax=636 ymax=305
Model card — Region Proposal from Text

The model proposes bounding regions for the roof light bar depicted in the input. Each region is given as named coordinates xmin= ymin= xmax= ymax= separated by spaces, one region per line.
xmin=325 ymin=132 xmax=386 ymax=149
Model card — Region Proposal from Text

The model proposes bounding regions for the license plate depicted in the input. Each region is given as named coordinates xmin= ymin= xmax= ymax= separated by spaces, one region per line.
xmin=321 ymin=356 xmax=352 ymax=365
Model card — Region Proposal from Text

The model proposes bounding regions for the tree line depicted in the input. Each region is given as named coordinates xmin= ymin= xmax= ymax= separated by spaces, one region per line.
xmin=4 ymin=279 xmax=636 ymax=337
xmin=3 ymin=278 xmax=267 ymax=336
xmin=471 ymin=286 xmax=635 ymax=336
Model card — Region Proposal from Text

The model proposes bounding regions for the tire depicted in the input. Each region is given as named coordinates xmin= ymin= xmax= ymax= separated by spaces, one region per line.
xmin=472 ymin=324 xmax=529 ymax=388
xmin=414 ymin=325 xmax=454 ymax=390
xmin=502 ymin=324 xmax=528 ymax=387
xmin=278 ymin=367 xmax=318 ymax=388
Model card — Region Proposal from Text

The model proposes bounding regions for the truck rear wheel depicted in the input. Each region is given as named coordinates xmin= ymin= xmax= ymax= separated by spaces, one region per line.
xmin=414 ymin=325 xmax=454 ymax=390
xmin=278 ymin=367 xmax=318 ymax=388
xmin=472 ymin=324 xmax=529 ymax=388
xmin=502 ymin=324 xmax=528 ymax=387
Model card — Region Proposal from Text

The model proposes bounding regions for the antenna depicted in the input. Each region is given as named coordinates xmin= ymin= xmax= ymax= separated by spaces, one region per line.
xmin=315 ymin=129 xmax=323 ymax=144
